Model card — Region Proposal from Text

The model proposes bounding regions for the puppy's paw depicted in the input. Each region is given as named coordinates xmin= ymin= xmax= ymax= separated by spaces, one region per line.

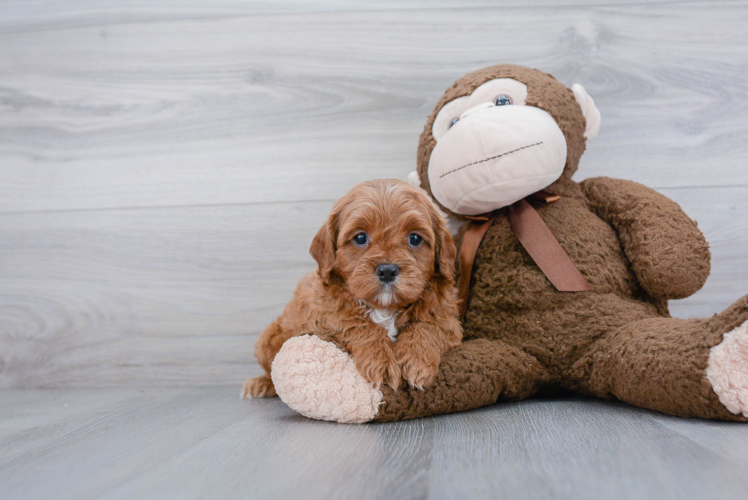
xmin=355 ymin=349 xmax=402 ymax=390
xmin=396 ymin=347 xmax=440 ymax=390
xmin=241 ymin=374 xmax=277 ymax=398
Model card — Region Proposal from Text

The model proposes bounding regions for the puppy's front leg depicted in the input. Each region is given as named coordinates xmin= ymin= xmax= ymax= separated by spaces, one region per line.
xmin=393 ymin=322 xmax=462 ymax=390
xmin=343 ymin=326 xmax=402 ymax=390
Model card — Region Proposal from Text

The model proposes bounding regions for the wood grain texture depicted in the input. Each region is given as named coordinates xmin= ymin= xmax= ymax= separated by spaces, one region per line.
xmin=0 ymin=201 xmax=330 ymax=387
xmin=1 ymin=388 xmax=748 ymax=500
xmin=2 ymin=1 xmax=748 ymax=214
xmin=1 ymin=0 xmax=747 ymax=387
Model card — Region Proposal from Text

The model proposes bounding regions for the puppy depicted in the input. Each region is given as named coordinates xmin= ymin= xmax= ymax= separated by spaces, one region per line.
xmin=242 ymin=179 xmax=462 ymax=398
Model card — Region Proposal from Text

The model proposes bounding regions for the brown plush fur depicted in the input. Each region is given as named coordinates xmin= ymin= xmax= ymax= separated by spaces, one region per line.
xmin=366 ymin=64 xmax=748 ymax=422
xmin=242 ymin=179 xmax=462 ymax=398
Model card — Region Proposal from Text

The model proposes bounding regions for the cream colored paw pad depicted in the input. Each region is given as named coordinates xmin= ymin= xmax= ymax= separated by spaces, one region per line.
xmin=271 ymin=335 xmax=382 ymax=423
xmin=707 ymin=320 xmax=748 ymax=417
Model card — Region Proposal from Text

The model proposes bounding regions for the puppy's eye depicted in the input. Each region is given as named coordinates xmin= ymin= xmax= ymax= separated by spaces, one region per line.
xmin=449 ymin=118 xmax=460 ymax=129
xmin=494 ymin=94 xmax=513 ymax=106
xmin=409 ymin=233 xmax=423 ymax=247
xmin=353 ymin=232 xmax=368 ymax=246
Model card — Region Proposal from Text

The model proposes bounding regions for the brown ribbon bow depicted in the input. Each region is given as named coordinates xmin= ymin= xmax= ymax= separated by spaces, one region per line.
xmin=457 ymin=190 xmax=591 ymax=318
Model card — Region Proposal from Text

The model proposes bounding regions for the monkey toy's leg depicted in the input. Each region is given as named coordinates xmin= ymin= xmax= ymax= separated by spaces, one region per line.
xmin=270 ymin=334 xmax=551 ymax=423
xmin=576 ymin=295 xmax=748 ymax=421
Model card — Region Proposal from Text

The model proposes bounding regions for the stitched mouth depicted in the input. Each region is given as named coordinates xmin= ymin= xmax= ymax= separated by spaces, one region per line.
xmin=439 ymin=141 xmax=544 ymax=179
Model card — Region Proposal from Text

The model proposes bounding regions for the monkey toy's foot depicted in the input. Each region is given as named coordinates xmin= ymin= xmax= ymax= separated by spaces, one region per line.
xmin=271 ymin=335 xmax=384 ymax=423
xmin=707 ymin=320 xmax=748 ymax=417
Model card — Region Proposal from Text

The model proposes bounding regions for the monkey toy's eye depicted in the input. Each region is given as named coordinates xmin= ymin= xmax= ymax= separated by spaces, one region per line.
xmin=353 ymin=232 xmax=368 ymax=246
xmin=408 ymin=233 xmax=423 ymax=247
xmin=449 ymin=118 xmax=460 ymax=128
xmin=494 ymin=94 xmax=513 ymax=106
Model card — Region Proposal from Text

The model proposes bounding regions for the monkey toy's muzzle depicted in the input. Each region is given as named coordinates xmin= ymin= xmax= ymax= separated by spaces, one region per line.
xmin=428 ymin=104 xmax=567 ymax=216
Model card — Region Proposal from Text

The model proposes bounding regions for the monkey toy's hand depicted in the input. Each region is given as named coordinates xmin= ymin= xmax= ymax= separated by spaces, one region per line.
xmin=582 ymin=177 xmax=711 ymax=300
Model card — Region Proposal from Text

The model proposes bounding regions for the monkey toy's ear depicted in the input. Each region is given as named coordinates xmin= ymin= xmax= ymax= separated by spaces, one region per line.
xmin=407 ymin=171 xmax=450 ymax=220
xmin=571 ymin=84 xmax=601 ymax=142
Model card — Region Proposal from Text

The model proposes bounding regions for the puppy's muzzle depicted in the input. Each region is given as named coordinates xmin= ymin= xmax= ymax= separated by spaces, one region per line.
xmin=376 ymin=263 xmax=399 ymax=284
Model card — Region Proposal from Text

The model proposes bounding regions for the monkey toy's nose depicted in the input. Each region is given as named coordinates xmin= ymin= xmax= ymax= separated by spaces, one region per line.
xmin=459 ymin=101 xmax=495 ymax=120
xmin=376 ymin=263 xmax=400 ymax=284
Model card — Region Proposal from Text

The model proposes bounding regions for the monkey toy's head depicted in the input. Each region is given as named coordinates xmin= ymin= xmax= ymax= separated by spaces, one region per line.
xmin=410 ymin=64 xmax=601 ymax=217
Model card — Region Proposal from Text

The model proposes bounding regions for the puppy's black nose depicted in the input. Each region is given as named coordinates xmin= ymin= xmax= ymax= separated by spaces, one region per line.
xmin=376 ymin=263 xmax=399 ymax=284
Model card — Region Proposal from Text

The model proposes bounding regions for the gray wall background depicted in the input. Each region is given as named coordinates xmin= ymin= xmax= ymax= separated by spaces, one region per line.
xmin=1 ymin=0 xmax=747 ymax=388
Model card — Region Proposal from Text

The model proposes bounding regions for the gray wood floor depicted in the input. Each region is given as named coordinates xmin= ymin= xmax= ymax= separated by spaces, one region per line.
xmin=1 ymin=388 xmax=747 ymax=500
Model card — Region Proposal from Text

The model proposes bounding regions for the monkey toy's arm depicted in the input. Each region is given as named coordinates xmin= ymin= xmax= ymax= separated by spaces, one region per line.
xmin=580 ymin=176 xmax=710 ymax=300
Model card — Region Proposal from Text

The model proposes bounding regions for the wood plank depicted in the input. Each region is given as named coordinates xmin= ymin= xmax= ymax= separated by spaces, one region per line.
xmin=653 ymin=414 xmax=748 ymax=465
xmin=0 ymin=387 xmax=290 ymax=499
xmin=1 ymin=388 xmax=747 ymax=500
xmin=0 ymin=186 xmax=745 ymax=388
xmin=426 ymin=400 xmax=748 ymax=499
xmin=1 ymin=1 xmax=747 ymax=213
xmin=0 ymin=201 xmax=329 ymax=388
xmin=0 ymin=0 xmax=702 ymax=28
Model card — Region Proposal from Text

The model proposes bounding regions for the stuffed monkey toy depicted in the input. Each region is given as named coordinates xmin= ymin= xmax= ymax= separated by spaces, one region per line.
xmin=268 ymin=64 xmax=748 ymax=423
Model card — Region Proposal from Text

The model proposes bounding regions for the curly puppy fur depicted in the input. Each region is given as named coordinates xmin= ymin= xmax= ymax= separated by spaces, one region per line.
xmin=242 ymin=179 xmax=462 ymax=398
xmin=368 ymin=64 xmax=748 ymax=422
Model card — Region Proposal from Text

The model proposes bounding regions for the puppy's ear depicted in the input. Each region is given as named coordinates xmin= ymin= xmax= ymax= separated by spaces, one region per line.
xmin=433 ymin=210 xmax=456 ymax=281
xmin=310 ymin=217 xmax=337 ymax=284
